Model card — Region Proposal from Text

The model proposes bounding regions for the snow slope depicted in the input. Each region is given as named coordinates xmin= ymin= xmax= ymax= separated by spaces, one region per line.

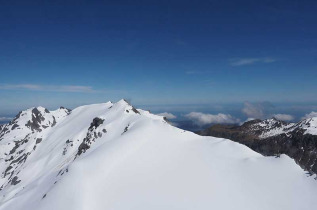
xmin=0 ymin=100 xmax=316 ymax=210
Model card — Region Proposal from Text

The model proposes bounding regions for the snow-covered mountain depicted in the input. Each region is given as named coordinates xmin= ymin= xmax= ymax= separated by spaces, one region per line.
xmin=198 ymin=117 xmax=317 ymax=175
xmin=0 ymin=100 xmax=316 ymax=210
xmin=240 ymin=117 xmax=317 ymax=138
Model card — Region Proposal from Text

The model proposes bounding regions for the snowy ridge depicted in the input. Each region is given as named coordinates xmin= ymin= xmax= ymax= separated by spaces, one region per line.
xmin=0 ymin=100 xmax=316 ymax=210
xmin=296 ymin=117 xmax=317 ymax=135
xmin=246 ymin=117 xmax=317 ymax=139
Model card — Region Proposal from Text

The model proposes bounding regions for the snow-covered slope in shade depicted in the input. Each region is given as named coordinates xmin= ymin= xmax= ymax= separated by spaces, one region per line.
xmin=0 ymin=100 xmax=317 ymax=210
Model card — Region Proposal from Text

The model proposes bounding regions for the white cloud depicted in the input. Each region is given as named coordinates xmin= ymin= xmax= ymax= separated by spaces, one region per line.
xmin=230 ymin=57 xmax=276 ymax=66
xmin=0 ymin=117 xmax=12 ymax=122
xmin=0 ymin=84 xmax=95 ymax=93
xmin=57 ymin=85 xmax=94 ymax=93
xmin=239 ymin=118 xmax=256 ymax=125
xmin=242 ymin=102 xmax=295 ymax=121
xmin=242 ymin=102 xmax=265 ymax=119
xmin=185 ymin=112 xmax=240 ymax=126
xmin=301 ymin=111 xmax=317 ymax=119
xmin=241 ymin=101 xmax=274 ymax=119
xmin=157 ymin=112 xmax=177 ymax=119
xmin=272 ymin=114 xmax=294 ymax=121
xmin=245 ymin=117 xmax=255 ymax=122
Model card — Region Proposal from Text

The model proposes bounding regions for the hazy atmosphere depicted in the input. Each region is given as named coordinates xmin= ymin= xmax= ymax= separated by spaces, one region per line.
xmin=1 ymin=0 xmax=317 ymax=129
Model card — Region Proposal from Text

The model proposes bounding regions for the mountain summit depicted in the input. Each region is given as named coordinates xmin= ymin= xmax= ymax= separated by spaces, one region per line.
xmin=0 ymin=100 xmax=316 ymax=210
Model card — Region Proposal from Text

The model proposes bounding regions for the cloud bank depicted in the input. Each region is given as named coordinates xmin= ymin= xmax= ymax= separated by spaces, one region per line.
xmin=0 ymin=117 xmax=13 ymax=122
xmin=242 ymin=102 xmax=264 ymax=119
xmin=302 ymin=111 xmax=317 ymax=119
xmin=0 ymin=84 xmax=95 ymax=93
xmin=242 ymin=101 xmax=275 ymax=119
xmin=272 ymin=114 xmax=294 ymax=121
xmin=185 ymin=112 xmax=240 ymax=126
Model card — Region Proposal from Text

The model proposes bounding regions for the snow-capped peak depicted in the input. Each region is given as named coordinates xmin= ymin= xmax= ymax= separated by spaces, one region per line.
xmin=0 ymin=100 xmax=316 ymax=210
xmin=296 ymin=117 xmax=317 ymax=135
xmin=240 ymin=116 xmax=317 ymax=139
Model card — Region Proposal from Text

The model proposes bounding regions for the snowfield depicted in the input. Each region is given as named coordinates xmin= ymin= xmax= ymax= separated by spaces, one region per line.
xmin=0 ymin=100 xmax=316 ymax=210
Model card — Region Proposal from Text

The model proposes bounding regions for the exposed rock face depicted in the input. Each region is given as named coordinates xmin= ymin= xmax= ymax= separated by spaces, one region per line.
xmin=0 ymin=106 xmax=71 ymax=192
xmin=76 ymin=117 xmax=105 ymax=157
xmin=197 ymin=118 xmax=317 ymax=175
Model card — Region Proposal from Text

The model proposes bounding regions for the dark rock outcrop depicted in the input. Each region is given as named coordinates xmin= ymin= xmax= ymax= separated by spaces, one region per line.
xmin=76 ymin=117 xmax=105 ymax=157
xmin=197 ymin=118 xmax=317 ymax=176
xmin=25 ymin=108 xmax=45 ymax=132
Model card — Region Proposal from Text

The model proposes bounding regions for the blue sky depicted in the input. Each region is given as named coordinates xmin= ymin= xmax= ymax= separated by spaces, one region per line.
xmin=0 ymin=0 xmax=316 ymax=122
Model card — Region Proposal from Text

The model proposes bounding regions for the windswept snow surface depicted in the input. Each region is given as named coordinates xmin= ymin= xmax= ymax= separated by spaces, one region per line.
xmin=0 ymin=100 xmax=317 ymax=210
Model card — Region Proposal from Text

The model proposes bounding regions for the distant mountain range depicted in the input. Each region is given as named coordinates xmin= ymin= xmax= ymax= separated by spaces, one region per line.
xmin=198 ymin=117 xmax=317 ymax=176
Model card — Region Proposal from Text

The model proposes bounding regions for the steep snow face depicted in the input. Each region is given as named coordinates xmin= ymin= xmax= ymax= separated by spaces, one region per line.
xmin=0 ymin=100 xmax=317 ymax=210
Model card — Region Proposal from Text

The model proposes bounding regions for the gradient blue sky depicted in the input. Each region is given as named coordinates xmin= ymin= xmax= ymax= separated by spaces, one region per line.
xmin=0 ymin=0 xmax=316 ymax=121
